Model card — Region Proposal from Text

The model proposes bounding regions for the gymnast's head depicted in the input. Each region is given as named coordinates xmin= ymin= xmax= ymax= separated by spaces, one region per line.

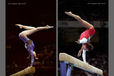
xmin=83 ymin=42 xmax=94 ymax=51
xmin=76 ymin=38 xmax=94 ymax=51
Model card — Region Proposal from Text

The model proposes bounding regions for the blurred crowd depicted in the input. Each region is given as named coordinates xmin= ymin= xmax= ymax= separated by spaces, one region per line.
xmin=6 ymin=44 xmax=56 ymax=76
xmin=35 ymin=44 xmax=56 ymax=67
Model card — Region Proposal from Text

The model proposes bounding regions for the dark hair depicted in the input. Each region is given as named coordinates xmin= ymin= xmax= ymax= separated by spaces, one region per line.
xmin=26 ymin=40 xmax=33 ymax=45
xmin=86 ymin=42 xmax=94 ymax=51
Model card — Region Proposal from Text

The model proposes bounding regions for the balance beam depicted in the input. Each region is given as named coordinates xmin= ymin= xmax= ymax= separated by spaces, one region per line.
xmin=59 ymin=53 xmax=103 ymax=76
xmin=10 ymin=66 xmax=35 ymax=76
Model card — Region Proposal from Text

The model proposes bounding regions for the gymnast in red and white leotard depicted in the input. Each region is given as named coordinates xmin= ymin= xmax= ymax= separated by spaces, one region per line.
xmin=65 ymin=11 xmax=95 ymax=63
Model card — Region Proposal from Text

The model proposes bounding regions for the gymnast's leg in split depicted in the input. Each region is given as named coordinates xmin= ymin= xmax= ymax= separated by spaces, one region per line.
xmin=65 ymin=11 xmax=95 ymax=76
xmin=16 ymin=24 xmax=54 ymax=66
xmin=65 ymin=11 xmax=95 ymax=63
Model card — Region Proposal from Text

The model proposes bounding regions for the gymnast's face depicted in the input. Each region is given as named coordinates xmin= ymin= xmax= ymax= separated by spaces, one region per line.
xmin=82 ymin=44 xmax=89 ymax=51
xmin=83 ymin=42 xmax=94 ymax=51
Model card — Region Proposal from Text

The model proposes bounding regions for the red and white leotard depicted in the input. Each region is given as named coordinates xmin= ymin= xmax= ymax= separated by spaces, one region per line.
xmin=79 ymin=27 xmax=95 ymax=43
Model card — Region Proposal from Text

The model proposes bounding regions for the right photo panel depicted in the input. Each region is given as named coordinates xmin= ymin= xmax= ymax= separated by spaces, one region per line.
xmin=58 ymin=0 xmax=108 ymax=76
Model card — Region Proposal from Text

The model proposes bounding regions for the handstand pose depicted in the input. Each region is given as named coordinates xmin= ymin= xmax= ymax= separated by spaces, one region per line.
xmin=16 ymin=24 xmax=54 ymax=66
xmin=64 ymin=11 xmax=95 ymax=76
xmin=65 ymin=11 xmax=95 ymax=63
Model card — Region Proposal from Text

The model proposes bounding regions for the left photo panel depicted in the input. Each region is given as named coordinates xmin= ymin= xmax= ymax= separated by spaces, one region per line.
xmin=6 ymin=0 xmax=56 ymax=76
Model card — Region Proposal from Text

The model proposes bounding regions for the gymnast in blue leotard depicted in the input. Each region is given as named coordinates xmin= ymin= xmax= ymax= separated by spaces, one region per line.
xmin=16 ymin=24 xmax=54 ymax=66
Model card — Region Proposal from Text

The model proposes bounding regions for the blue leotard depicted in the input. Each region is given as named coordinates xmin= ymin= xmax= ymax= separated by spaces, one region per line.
xmin=19 ymin=34 xmax=35 ymax=66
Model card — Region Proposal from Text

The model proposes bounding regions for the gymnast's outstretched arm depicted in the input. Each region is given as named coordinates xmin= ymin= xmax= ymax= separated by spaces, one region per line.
xmin=77 ymin=45 xmax=83 ymax=57
xmin=77 ymin=44 xmax=87 ymax=63
xmin=65 ymin=11 xmax=93 ymax=29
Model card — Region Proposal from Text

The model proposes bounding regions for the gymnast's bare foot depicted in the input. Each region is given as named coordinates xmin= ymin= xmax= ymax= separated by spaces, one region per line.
xmin=65 ymin=11 xmax=73 ymax=16
xmin=15 ymin=24 xmax=23 ymax=29
xmin=85 ymin=62 xmax=89 ymax=64
xmin=65 ymin=11 xmax=81 ymax=19
xmin=45 ymin=25 xmax=54 ymax=29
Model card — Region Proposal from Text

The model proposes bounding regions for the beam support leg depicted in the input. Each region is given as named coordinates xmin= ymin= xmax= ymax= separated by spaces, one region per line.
xmin=60 ymin=61 xmax=67 ymax=76
xmin=66 ymin=64 xmax=73 ymax=76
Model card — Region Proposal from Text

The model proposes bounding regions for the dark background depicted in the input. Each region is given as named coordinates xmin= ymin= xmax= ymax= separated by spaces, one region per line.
xmin=58 ymin=0 xmax=108 ymax=21
xmin=58 ymin=0 xmax=108 ymax=76
xmin=6 ymin=0 xmax=56 ymax=76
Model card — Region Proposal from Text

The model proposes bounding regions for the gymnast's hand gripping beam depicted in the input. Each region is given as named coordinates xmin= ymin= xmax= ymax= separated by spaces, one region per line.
xmin=10 ymin=66 xmax=35 ymax=76
xmin=59 ymin=53 xmax=103 ymax=76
